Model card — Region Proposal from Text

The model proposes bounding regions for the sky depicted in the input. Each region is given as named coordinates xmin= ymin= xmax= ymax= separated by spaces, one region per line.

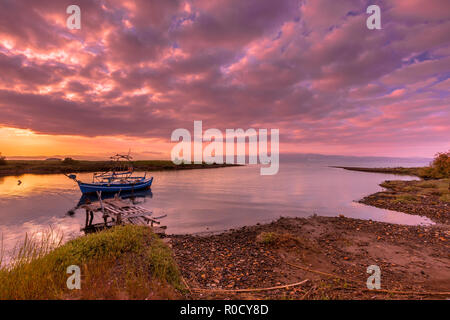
xmin=0 ymin=0 xmax=449 ymax=160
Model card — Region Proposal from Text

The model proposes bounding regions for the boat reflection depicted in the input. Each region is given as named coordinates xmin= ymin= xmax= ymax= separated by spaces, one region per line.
xmin=74 ymin=188 xmax=153 ymax=211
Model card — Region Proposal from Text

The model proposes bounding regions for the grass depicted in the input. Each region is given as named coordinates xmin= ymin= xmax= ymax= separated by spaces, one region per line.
xmin=256 ymin=232 xmax=278 ymax=245
xmin=380 ymin=178 xmax=450 ymax=203
xmin=393 ymin=194 xmax=419 ymax=204
xmin=0 ymin=225 xmax=182 ymax=299
xmin=340 ymin=164 xmax=450 ymax=206
xmin=0 ymin=159 xmax=236 ymax=177
xmin=256 ymin=231 xmax=315 ymax=250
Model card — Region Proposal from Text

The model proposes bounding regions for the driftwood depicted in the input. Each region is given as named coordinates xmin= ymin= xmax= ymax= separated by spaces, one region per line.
xmin=188 ymin=279 xmax=309 ymax=293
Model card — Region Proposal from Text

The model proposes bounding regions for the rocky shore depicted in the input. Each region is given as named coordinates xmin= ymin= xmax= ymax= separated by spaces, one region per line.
xmin=170 ymin=216 xmax=450 ymax=300
xmin=359 ymin=179 xmax=449 ymax=224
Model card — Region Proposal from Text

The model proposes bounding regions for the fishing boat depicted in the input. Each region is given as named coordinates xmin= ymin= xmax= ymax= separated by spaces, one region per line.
xmin=66 ymin=153 xmax=153 ymax=194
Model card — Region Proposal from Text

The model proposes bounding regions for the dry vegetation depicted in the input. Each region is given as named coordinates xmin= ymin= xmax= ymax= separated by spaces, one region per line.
xmin=382 ymin=179 xmax=450 ymax=203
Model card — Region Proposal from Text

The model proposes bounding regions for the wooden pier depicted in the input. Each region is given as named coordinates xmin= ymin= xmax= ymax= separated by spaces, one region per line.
xmin=80 ymin=193 xmax=166 ymax=235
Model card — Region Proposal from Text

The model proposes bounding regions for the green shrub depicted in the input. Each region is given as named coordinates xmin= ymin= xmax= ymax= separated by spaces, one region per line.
xmin=256 ymin=232 xmax=278 ymax=245
xmin=419 ymin=151 xmax=450 ymax=179
xmin=431 ymin=151 xmax=450 ymax=178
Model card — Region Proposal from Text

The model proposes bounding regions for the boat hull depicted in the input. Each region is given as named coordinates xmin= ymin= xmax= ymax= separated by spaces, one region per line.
xmin=77 ymin=177 xmax=153 ymax=194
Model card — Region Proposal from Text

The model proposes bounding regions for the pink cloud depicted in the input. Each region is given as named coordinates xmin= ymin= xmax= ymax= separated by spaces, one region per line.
xmin=0 ymin=0 xmax=448 ymax=158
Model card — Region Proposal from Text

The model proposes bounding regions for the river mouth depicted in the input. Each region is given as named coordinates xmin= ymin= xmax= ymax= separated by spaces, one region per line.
xmin=0 ymin=161 xmax=433 ymax=258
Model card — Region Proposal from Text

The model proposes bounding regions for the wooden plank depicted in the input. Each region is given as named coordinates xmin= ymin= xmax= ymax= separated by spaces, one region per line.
xmin=104 ymin=199 xmax=132 ymax=209
xmin=81 ymin=197 xmax=166 ymax=234
xmin=152 ymin=214 xmax=167 ymax=220
xmin=104 ymin=207 xmax=122 ymax=216
xmin=81 ymin=203 xmax=103 ymax=211
xmin=136 ymin=216 xmax=148 ymax=225
xmin=126 ymin=217 xmax=137 ymax=225
xmin=126 ymin=216 xmax=150 ymax=226
xmin=121 ymin=213 xmax=152 ymax=219
xmin=133 ymin=205 xmax=151 ymax=212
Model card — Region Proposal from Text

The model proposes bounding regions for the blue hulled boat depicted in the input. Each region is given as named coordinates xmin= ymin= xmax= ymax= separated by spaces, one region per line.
xmin=77 ymin=176 xmax=153 ymax=194
xmin=66 ymin=153 xmax=153 ymax=194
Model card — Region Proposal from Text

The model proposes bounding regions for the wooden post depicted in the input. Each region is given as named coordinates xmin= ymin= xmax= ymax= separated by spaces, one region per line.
xmin=89 ymin=211 xmax=94 ymax=226
xmin=85 ymin=208 xmax=89 ymax=228
xmin=96 ymin=191 xmax=108 ymax=227
xmin=97 ymin=191 xmax=104 ymax=213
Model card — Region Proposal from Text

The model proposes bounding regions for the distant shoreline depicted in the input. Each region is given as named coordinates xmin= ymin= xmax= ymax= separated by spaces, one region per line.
xmin=331 ymin=166 xmax=423 ymax=177
xmin=0 ymin=160 xmax=239 ymax=177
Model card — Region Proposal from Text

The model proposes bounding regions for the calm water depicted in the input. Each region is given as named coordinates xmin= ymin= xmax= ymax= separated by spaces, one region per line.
xmin=0 ymin=159 xmax=433 ymax=256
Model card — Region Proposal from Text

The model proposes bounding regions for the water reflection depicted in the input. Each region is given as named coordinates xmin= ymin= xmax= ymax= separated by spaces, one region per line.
xmin=0 ymin=162 xmax=435 ymax=259
xmin=75 ymin=189 xmax=153 ymax=209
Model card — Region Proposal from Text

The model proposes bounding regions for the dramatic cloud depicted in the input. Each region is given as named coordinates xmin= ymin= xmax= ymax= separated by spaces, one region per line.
xmin=0 ymin=0 xmax=448 ymax=158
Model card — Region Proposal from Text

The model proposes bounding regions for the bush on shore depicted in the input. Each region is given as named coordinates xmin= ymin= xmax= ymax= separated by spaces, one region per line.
xmin=0 ymin=225 xmax=182 ymax=299
xmin=419 ymin=151 xmax=450 ymax=179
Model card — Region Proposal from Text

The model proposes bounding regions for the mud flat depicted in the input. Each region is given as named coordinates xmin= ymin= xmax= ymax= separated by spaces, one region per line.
xmin=171 ymin=216 xmax=450 ymax=300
